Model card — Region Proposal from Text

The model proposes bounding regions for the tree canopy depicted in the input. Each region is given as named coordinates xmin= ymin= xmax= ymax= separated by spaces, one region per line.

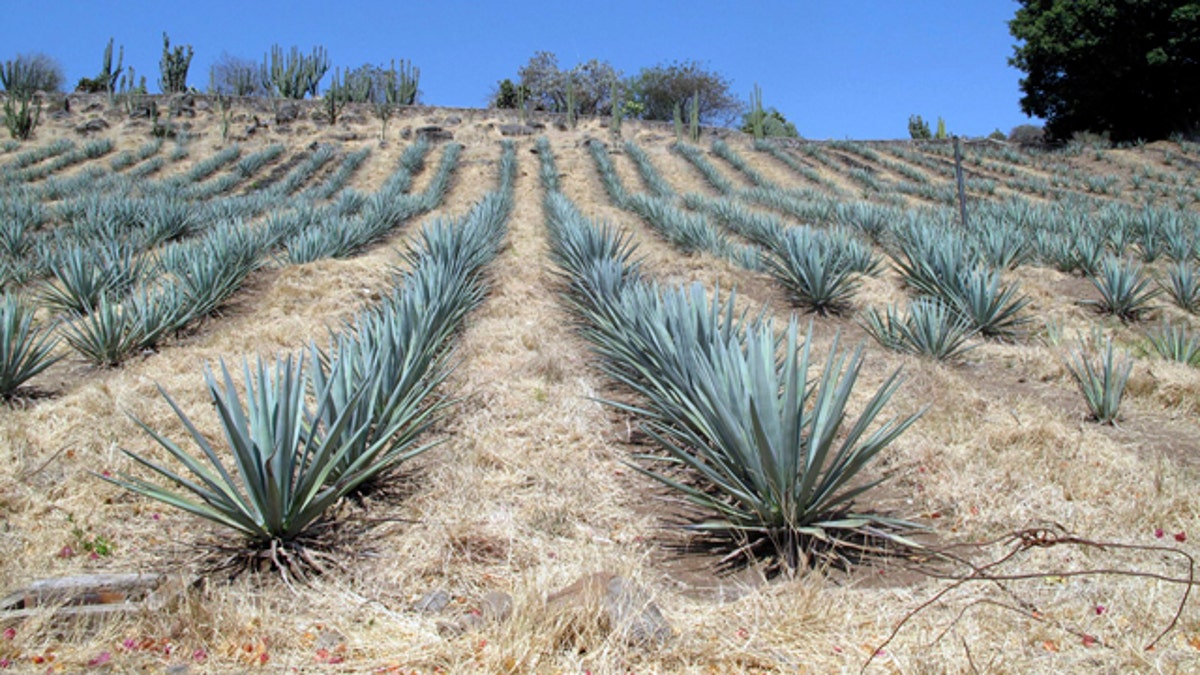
xmin=1009 ymin=0 xmax=1200 ymax=143
xmin=629 ymin=60 xmax=743 ymax=126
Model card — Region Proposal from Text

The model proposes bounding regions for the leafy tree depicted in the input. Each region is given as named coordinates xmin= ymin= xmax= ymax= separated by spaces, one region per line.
xmin=491 ymin=78 xmax=529 ymax=109
xmin=629 ymin=60 xmax=743 ymax=126
xmin=0 ymin=53 xmax=63 ymax=94
xmin=908 ymin=114 xmax=932 ymax=139
xmin=935 ymin=116 xmax=948 ymax=139
xmin=516 ymin=52 xmax=619 ymax=115
xmin=1009 ymin=0 xmax=1200 ymax=142
xmin=741 ymin=107 xmax=799 ymax=138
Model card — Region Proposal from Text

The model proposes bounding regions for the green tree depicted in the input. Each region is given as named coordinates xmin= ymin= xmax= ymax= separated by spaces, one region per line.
xmin=908 ymin=114 xmax=932 ymax=140
xmin=1009 ymin=0 xmax=1200 ymax=142
xmin=628 ymin=60 xmax=743 ymax=126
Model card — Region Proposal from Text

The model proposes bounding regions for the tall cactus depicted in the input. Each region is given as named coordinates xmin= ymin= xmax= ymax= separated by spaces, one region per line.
xmin=159 ymin=32 xmax=194 ymax=94
xmin=372 ymin=59 xmax=420 ymax=142
xmin=260 ymin=45 xmax=329 ymax=99
xmin=100 ymin=38 xmax=124 ymax=103
xmin=749 ymin=83 xmax=765 ymax=140
xmin=688 ymin=91 xmax=700 ymax=142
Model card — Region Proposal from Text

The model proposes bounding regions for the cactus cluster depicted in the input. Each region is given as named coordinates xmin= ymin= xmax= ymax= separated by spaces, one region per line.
xmin=261 ymin=44 xmax=329 ymax=99
xmin=158 ymin=32 xmax=193 ymax=94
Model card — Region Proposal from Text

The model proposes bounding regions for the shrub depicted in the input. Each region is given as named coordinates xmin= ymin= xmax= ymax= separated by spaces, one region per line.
xmin=1009 ymin=124 xmax=1045 ymax=148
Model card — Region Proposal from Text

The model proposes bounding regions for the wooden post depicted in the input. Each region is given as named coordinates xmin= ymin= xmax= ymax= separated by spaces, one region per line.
xmin=953 ymin=135 xmax=968 ymax=228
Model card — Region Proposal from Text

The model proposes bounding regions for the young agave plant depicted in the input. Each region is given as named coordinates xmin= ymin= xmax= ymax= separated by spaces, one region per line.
xmin=0 ymin=292 xmax=62 ymax=397
xmin=102 ymin=354 xmax=412 ymax=577
xmin=860 ymin=298 xmax=976 ymax=362
xmin=943 ymin=267 xmax=1031 ymax=340
xmin=1160 ymin=261 xmax=1200 ymax=314
xmin=1144 ymin=322 xmax=1200 ymax=367
xmin=1064 ymin=337 xmax=1133 ymax=424
xmin=59 ymin=294 xmax=146 ymax=367
xmin=1085 ymin=257 xmax=1160 ymax=322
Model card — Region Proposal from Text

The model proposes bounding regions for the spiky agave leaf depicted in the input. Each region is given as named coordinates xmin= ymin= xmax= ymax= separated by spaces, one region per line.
xmin=0 ymin=292 xmax=62 ymax=397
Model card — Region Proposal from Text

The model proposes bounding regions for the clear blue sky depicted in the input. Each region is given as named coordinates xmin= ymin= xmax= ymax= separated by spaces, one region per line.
xmin=2 ymin=0 xmax=1037 ymax=139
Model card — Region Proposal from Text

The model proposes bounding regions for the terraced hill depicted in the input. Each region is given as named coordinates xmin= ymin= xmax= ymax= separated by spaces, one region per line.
xmin=0 ymin=94 xmax=1199 ymax=672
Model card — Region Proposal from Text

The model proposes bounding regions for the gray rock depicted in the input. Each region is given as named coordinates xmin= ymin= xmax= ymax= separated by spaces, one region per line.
xmin=414 ymin=589 xmax=451 ymax=614
xmin=443 ymin=115 xmax=462 ymax=126
xmin=75 ymin=118 xmax=109 ymax=135
xmin=498 ymin=124 xmax=534 ymax=137
xmin=416 ymin=125 xmax=453 ymax=141
xmin=546 ymin=573 xmax=672 ymax=647
xmin=604 ymin=576 xmax=672 ymax=646
xmin=275 ymin=103 xmax=300 ymax=124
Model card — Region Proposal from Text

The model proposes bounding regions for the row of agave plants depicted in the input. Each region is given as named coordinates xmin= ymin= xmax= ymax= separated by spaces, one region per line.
xmin=0 ymin=139 xmax=461 ymax=372
xmin=95 ymin=140 xmax=516 ymax=579
xmin=541 ymin=137 xmax=921 ymax=572
xmin=600 ymin=138 xmax=1200 ymax=425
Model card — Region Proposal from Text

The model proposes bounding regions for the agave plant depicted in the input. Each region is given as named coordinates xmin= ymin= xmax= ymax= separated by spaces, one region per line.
xmin=1064 ymin=337 xmax=1133 ymax=424
xmin=1144 ymin=322 xmax=1200 ymax=367
xmin=0 ymin=292 xmax=62 ymax=397
xmin=860 ymin=298 xmax=976 ymax=362
xmin=102 ymin=353 xmax=417 ymax=576
xmin=1085 ymin=257 xmax=1160 ymax=322
xmin=765 ymin=227 xmax=860 ymax=315
xmin=1161 ymin=261 xmax=1200 ymax=314
xmin=943 ymin=267 xmax=1031 ymax=340
xmin=599 ymin=288 xmax=921 ymax=570
xmin=59 ymin=294 xmax=146 ymax=367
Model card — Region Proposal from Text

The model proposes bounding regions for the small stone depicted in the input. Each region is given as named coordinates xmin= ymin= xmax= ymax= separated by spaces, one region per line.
xmin=314 ymin=628 xmax=345 ymax=651
xmin=414 ymin=589 xmax=451 ymax=614
xmin=605 ymin=576 xmax=672 ymax=646
xmin=480 ymin=591 xmax=512 ymax=622
xmin=443 ymin=115 xmax=462 ymax=126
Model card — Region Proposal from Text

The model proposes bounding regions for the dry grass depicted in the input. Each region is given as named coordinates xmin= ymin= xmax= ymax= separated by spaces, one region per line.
xmin=0 ymin=101 xmax=1199 ymax=673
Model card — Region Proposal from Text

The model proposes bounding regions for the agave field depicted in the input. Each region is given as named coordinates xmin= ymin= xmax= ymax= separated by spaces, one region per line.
xmin=0 ymin=98 xmax=1199 ymax=671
